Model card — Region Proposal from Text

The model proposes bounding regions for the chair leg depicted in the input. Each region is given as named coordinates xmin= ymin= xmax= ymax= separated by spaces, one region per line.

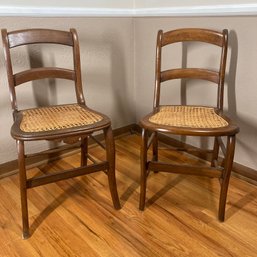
xmin=104 ymin=126 xmax=121 ymax=209
xmin=218 ymin=135 xmax=236 ymax=221
xmin=139 ymin=128 xmax=148 ymax=211
xmin=211 ymin=136 xmax=219 ymax=167
xmin=152 ymin=132 xmax=158 ymax=162
xmin=81 ymin=136 xmax=88 ymax=166
xmin=17 ymin=140 xmax=29 ymax=239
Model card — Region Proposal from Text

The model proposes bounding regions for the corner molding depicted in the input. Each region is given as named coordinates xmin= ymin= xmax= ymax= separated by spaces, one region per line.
xmin=0 ymin=7 xmax=133 ymax=17
xmin=1 ymin=4 xmax=257 ymax=17
xmin=134 ymin=4 xmax=257 ymax=17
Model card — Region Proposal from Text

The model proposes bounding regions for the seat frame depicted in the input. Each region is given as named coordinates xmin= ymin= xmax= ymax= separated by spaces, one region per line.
xmin=2 ymin=28 xmax=121 ymax=239
xmin=139 ymin=28 xmax=239 ymax=221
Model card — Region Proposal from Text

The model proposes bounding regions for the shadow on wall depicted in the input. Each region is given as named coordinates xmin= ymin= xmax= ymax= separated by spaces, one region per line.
xmin=28 ymin=45 xmax=57 ymax=107
xmin=28 ymin=45 xmax=59 ymax=150
xmin=107 ymin=31 xmax=135 ymax=127
xmin=180 ymin=41 xmax=188 ymax=146
xmin=226 ymin=30 xmax=238 ymax=119
xmin=226 ymin=30 xmax=257 ymax=166
xmin=79 ymin=31 xmax=134 ymax=128
xmin=177 ymin=31 xmax=243 ymax=152
xmin=179 ymin=41 xmax=222 ymax=149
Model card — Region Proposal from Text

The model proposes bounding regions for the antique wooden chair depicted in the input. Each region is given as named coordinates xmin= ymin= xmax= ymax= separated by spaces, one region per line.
xmin=139 ymin=28 xmax=239 ymax=221
xmin=1 ymin=28 xmax=121 ymax=238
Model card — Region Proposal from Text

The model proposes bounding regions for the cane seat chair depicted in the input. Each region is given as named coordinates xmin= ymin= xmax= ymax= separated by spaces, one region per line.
xmin=139 ymin=28 xmax=239 ymax=221
xmin=1 ymin=28 xmax=121 ymax=238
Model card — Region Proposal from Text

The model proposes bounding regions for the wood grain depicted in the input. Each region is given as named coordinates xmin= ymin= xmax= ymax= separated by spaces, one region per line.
xmin=0 ymin=134 xmax=256 ymax=256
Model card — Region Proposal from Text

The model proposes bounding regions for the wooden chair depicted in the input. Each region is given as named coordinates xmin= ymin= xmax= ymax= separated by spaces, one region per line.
xmin=1 ymin=28 xmax=121 ymax=239
xmin=139 ymin=28 xmax=239 ymax=221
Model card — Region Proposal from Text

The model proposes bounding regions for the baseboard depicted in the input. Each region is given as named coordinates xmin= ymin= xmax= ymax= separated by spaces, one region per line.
xmin=231 ymin=163 xmax=257 ymax=184
xmin=134 ymin=124 xmax=257 ymax=184
xmin=0 ymin=123 xmax=136 ymax=179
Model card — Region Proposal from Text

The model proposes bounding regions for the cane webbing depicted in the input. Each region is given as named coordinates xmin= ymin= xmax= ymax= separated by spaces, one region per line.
xmin=149 ymin=106 xmax=228 ymax=128
xmin=20 ymin=104 xmax=103 ymax=132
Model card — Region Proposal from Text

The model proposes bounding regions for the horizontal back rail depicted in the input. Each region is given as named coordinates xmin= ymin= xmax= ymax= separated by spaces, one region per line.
xmin=8 ymin=29 xmax=73 ymax=48
xmin=162 ymin=28 xmax=224 ymax=47
xmin=14 ymin=68 xmax=75 ymax=86
xmin=161 ymin=68 xmax=219 ymax=84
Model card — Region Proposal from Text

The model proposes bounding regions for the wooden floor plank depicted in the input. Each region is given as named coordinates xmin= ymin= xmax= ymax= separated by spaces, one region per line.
xmin=0 ymin=134 xmax=256 ymax=256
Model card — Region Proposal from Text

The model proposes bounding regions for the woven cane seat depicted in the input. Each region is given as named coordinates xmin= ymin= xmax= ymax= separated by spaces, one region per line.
xmin=149 ymin=106 xmax=228 ymax=129
xmin=20 ymin=104 xmax=103 ymax=132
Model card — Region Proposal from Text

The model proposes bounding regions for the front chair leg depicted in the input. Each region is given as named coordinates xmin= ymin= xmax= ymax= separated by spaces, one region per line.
xmin=218 ymin=135 xmax=236 ymax=221
xmin=139 ymin=128 xmax=148 ymax=211
xmin=17 ymin=140 xmax=29 ymax=239
xmin=104 ymin=126 xmax=121 ymax=209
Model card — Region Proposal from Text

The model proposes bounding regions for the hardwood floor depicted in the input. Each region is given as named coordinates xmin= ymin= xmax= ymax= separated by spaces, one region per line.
xmin=0 ymin=133 xmax=257 ymax=257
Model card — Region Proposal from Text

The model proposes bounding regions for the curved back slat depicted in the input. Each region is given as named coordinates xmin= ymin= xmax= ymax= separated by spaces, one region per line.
xmin=8 ymin=29 xmax=73 ymax=48
xmin=161 ymin=69 xmax=219 ymax=84
xmin=162 ymin=28 xmax=224 ymax=47
xmin=14 ymin=68 xmax=75 ymax=86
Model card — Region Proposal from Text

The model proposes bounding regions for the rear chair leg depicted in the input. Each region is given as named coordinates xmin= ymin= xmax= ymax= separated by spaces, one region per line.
xmin=81 ymin=136 xmax=88 ymax=166
xmin=152 ymin=131 xmax=158 ymax=162
xmin=17 ymin=140 xmax=29 ymax=239
xmin=218 ymin=135 xmax=236 ymax=221
xmin=152 ymin=131 xmax=159 ymax=174
xmin=211 ymin=136 xmax=220 ymax=167
xmin=104 ymin=126 xmax=121 ymax=209
xmin=139 ymin=128 xmax=148 ymax=211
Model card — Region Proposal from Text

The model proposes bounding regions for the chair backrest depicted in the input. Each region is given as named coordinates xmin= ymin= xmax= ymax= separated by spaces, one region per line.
xmin=154 ymin=28 xmax=228 ymax=111
xmin=1 ymin=28 xmax=85 ymax=114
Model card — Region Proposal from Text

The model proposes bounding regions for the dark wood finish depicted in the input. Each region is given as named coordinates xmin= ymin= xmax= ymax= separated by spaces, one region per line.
xmin=1 ymin=28 xmax=120 ymax=238
xmin=139 ymin=128 xmax=148 ymax=210
xmin=139 ymin=28 xmax=239 ymax=221
xmin=104 ymin=126 xmax=121 ymax=209
xmin=7 ymin=29 xmax=74 ymax=48
xmin=161 ymin=68 xmax=219 ymax=83
xmin=26 ymin=161 xmax=109 ymax=188
xmin=17 ymin=140 xmax=29 ymax=239
xmin=148 ymin=162 xmax=222 ymax=178
xmin=162 ymin=28 xmax=225 ymax=47
xmin=218 ymin=135 xmax=236 ymax=221
xmin=81 ymin=136 xmax=88 ymax=166
xmin=14 ymin=67 xmax=75 ymax=85
xmin=0 ymin=123 xmax=137 ymax=179
xmin=133 ymin=123 xmax=257 ymax=184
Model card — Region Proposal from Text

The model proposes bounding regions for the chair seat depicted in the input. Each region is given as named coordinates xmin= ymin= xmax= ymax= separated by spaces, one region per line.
xmin=140 ymin=105 xmax=239 ymax=136
xmin=20 ymin=104 xmax=103 ymax=132
xmin=12 ymin=104 xmax=110 ymax=140
xmin=149 ymin=106 xmax=228 ymax=128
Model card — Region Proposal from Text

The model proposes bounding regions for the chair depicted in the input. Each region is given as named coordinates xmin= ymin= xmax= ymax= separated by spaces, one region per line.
xmin=1 ymin=28 xmax=121 ymax=239
xmin=139 ymin=28 xmax=239 ymax=221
